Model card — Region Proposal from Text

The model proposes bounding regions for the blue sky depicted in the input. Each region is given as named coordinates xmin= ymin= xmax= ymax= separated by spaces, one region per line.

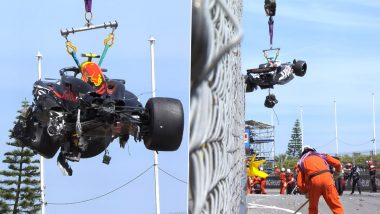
xmin=0 ymin=1 xmax=190 ymax=213
xmin=242 ymin=0 xmax=380 ymax=156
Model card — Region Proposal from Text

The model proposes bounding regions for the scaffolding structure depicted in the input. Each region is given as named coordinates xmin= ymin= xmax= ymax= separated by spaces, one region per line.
xmin=245 ymin=120 xmax=275 ymax=166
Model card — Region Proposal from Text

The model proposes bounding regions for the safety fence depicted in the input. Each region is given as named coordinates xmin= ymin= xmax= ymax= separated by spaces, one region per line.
xmin=190 ymin=0 xmax=245 ymax=213
xmin=260 ymin=174 xmax=380 ymax=191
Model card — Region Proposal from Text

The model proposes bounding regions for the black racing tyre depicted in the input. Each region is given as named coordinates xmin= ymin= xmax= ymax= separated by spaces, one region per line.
xmin=32 ymin=126 xmax=60 ymax=159
xmin=294 ymin=60 xmax=307 ymax=77
xmin=143 ymin=97 xmax=184 ymax=151
xmin=245 ymin=75 xmax=256 ymax=93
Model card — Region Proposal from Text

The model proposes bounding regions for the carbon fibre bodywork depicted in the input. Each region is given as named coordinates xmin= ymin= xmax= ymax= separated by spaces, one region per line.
xmin=245 ymin=60 xmax=307 ymax=91
xmin=11 ymin=63 xmax=184 ymax=175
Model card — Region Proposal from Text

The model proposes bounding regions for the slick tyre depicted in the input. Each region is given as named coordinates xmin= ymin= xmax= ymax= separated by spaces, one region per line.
xmin=245 ymin=75 xmax=256 ymax=93
xmin=294 ymin=60 xmax=307 ymax=77
xmin=143 ymin=97 xmax=184 ymax=151
xmin=33 ymin=126 xmax=60 ymax=159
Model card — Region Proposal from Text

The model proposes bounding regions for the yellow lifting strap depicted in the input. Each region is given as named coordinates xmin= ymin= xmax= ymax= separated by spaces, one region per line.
xmin=66 ymin=41 xmax=78 ymax=55
xmin=104 ymin=33 xmax=115 ymax=47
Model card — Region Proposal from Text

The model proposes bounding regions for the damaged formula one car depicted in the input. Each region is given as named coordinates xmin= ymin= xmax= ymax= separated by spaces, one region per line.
xmin=245 ymin=49 xmax=307 ymax=92
xmin=245 ymin=59 xmax=306 ymax=92
xmin=244 ymin=48 xmax=307 ymax=108
xmin=12 ymin=54 xmax=184 ymax=176
xmin=11 ymin=21 xmax=184 ymax=176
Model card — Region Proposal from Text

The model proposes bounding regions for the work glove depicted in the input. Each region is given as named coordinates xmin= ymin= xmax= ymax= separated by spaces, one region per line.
xmin=333 ymin=170 xmax=341 ymax=179
xmin=305 ymin=192 xmax=309 ymax=199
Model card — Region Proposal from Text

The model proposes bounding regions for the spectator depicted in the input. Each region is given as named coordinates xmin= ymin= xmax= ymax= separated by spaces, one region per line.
xmin=330 ymin=156 xmax=343 ymax=196
xmin=350 ymin=165 xmax=362 ymax=195
xmin=369 ymin=165 xmax=377 ymax=192
xmin=286 ymin=168 xmax=296 ymax=194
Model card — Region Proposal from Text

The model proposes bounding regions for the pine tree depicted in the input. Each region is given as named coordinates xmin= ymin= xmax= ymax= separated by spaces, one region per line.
xmin=286 ymin=119 xmax=303 ymax=157
xmin=0 ymin=101 xmax=42 ymax=213
xmin=0 ymin=197 xmax=11 ymax=213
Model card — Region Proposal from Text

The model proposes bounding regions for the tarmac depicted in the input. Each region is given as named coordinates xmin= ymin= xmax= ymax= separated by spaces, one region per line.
xmin=246 ymin=189 xmax=380 ymax=214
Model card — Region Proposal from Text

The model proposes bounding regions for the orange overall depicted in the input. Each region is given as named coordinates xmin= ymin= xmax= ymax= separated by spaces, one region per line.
xmin=246 ymin=167 xmax=251 ymax=194
xmin=250 ymin=176 xmax=261 ymax=194
xmin=297 ymin=154 xmax=344 ymax=214
xmin=280 ymin=172 xmax=286 ymax=194
xmin=260 ymin=177 xmax=267 ymax=194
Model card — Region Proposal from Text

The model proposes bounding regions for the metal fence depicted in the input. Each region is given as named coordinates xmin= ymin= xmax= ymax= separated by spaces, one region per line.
xmin=263 ymin=174 xmax=380 ymax=191
xmin=190 ymin=0 xmax=245 ymax=213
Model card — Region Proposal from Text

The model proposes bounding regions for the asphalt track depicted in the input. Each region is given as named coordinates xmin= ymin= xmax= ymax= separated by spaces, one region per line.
xmin=247 ymin=189 xmax=380 ymax=214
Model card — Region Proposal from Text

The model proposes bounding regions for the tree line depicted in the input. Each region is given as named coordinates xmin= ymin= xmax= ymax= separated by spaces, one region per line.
xmin=0 ymin=101 xmax=42 ymax=213
xmin=275 ymin=119 xmax=380 ymax=171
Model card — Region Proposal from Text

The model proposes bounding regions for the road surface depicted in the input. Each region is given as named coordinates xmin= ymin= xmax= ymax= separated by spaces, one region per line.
xmin=247 ymin=189 xmax=380 ymax=214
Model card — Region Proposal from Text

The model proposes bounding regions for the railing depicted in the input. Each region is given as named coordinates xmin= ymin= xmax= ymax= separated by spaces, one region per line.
xmin=261 ymin=174 xmax=380 ymax=191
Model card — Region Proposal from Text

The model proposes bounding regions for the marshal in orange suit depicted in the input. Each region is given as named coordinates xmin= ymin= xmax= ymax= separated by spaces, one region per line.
xmin=297 ymin=146 xmax=344 ymax=214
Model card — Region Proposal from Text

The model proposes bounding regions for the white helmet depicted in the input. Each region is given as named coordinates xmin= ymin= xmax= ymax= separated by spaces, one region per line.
xmin=286 ymin=169 xmax=291 ymax=173
xmin=259 ymin=166 xmax=264 ymax=171
xmin=302 ymin=145 xmax=316 ymax=152
xmin=301 ymin=145 xmax=316 ymax=156
xmin=281 ymin=168 xmax=285 ymax=172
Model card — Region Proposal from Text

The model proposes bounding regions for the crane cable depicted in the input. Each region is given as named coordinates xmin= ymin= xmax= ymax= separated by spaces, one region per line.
xmin=84 ymin=0 xmax=93 ymax=26
xmin=264 ymin=0 xmax=277 ymax=49
xmin=46 ymin=165 xmax=187 ymax=206
xmin=47 ymin=165 xmax=154 ymax=205
xmin=268 ymin=17 xmax=274 ymax=49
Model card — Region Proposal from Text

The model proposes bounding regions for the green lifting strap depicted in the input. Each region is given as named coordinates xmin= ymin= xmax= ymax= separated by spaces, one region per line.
xmin=98 ymin=43 xmax=110 ymax=66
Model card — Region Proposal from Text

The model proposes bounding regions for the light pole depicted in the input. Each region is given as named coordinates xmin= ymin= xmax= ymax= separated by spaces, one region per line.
xmin=37 ymin=51 xmax=45 ymax=214
xmin=334 ymin=98 xmax=339 ymax=156
xmin=300 ymin=105 xmax=304 ymax=149
xmin=271 ymin=111 xmax=275 ymax=169
xmin=148 ymin=36 xmax=160 ymax=214
xmin=372 ymin=93 xmax=377 ymax=155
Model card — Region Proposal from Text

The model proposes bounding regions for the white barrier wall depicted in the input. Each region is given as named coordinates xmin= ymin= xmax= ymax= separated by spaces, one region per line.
xmin=190 ymin=0 xmax=245 ymax=213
